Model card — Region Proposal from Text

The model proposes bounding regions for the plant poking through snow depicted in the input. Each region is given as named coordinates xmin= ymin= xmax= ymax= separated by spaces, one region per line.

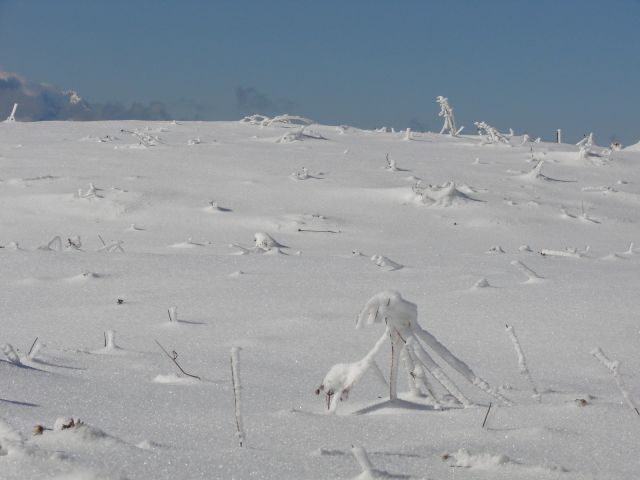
xmin=120 ymin=129 xmax=161 ymax=147
xmin=230 ymin=347 xmax=246 ymax=446
xmin=153 ymin=339 xmax=201 ymax=380
xmin=591 ymin=348 xmax=639 ymax=416
xmin=475 ymin=121 xmax=510 ymax=145
xmin=316 ymin=291 xmax=511 ymax=413
xmin=505 ymin=325 xmax=541 ymax=402
xmin=230 ymin=232 xmax=289 ymax=255
xmin=511 ymin=260 xmax=543 ymax=283
xmin=385 ymin=154 xmax=398 ymax=172
xmin=78 ymin=182 xmax=103 ymax=199
xmin=436 ymin=96 xmax=463 ymax=136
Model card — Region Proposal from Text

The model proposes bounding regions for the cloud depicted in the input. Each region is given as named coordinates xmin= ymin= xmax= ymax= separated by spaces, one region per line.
xmin=235 ymin=86 xmax=295 ymax=116
xmin=0 ymin=71 xmax=171 ymax=121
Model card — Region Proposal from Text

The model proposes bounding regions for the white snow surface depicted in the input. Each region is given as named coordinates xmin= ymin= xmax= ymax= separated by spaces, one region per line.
xmin=1 ymin=120 xmax=640 ymax=479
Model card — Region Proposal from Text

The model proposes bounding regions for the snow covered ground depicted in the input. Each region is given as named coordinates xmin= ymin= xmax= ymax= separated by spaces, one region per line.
xmin=1 ymin=119 xmax=639 ymax=479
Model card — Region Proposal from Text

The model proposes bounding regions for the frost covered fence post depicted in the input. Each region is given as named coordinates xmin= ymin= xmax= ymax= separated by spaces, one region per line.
xmin=556 ymin=129 xmax=562 ymax=144
xmin=4 ymin=103 xmax=17 ymax=122
xmin=168 ymin=306 xmax=178 ymax=323
xmin=230 ymin=347 xmax=245 ymax=447
xmin=105 ymin=330 xmax=117 ymax=350
xmin=591 ymin=348 xmax=639 ymax=416
xmin=505 ymin=325 xmax=540 ymax=402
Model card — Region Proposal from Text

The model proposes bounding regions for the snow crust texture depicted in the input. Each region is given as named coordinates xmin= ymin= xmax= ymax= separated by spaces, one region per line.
xmin=1 ymin=120 xmax=640 ymax=479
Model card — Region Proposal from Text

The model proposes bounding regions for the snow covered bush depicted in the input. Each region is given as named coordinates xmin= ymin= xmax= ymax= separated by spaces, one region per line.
xmin=412 ymin=181 xmax=476 ymax=207
xmin=436 ymin=96 xmax=463 ymax=136
xmin=474 ymin=121 xmax=509 ymax=145
xmin=240 ymin=113 xmax=315 ymax=128
xmin=316 ymin=291 xmax=511 ymax=413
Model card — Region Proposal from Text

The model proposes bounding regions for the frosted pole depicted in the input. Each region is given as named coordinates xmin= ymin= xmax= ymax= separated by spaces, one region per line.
xmin=105 ymin=330 xmax=117 ymax=350
xmin=5 ymin=103 xmax=17 ymax=122
xmin=230 ymin=347 xmax=246 ymax=446
xmin=591 ymin=348 xmax=639 ymax=416
xmin=505 ymin=325 xmax=541 ymax=402
xmin=556 ymin=129 xmax=562 ymax=144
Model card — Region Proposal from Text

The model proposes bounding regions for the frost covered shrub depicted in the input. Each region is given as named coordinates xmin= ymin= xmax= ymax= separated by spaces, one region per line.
xmin=317 ymin=291 xmax=511 ymax=413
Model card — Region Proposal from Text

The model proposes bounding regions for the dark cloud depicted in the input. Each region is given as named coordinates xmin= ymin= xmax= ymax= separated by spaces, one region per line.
xmin=0 ymin=71 xmax=171 ymax=121
xmin=235 ymin=86 xmax=295 ymax=116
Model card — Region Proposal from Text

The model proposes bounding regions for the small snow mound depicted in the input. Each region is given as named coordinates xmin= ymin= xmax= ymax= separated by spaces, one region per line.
xmin=136 ymin=439 xmax=163 ymax=450
xmin=519 ymin=245 xmax=532 ymax=252
xmin=153 ymin=373 xmax=200 ymax=385
xmin=414 ymin=181 xmax=477 ymax=207
xmin=229 ymin=271 xmax=244 ymax=278
xmin=487 ymin=245 xmax=505 ymax=254
xmin=473 ymin=278 xmax=491 ymax=289
xmin=370 ymin=254 xmax=403 ymax=271
xmin=445 ymin=449 xmax=510 ymax=469
xmin=254 ymin=232 xmax=287 ymax=250
xmin=65 ymin=272 xmax=102 ymax=283
xmin=169 ymin=238 xmax=210 ymax=248
xmin=310 ymin=447 xmax=347 ymax=457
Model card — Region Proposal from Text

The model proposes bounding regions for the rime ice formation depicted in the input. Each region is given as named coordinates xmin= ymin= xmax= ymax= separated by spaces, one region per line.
xmin=436 ymin=96 xmax=462 ymax=136
xmin=317 ymin=291 xmax=511 ymax=413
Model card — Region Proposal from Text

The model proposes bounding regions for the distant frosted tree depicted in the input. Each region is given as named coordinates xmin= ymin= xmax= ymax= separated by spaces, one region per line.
xmin=436 ymin=96 xmax=463 ymax=136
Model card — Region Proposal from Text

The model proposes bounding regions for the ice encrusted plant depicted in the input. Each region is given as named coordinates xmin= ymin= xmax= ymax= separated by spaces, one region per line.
xmin=230 ymin=347 xmax=246 ymax=446
xmin=436 ymin=96 xmax=463 ymax=136
xmin=316 ymin=291 xmax=511 ymax=413
xmin=591 ymin=348 xmax=639 ymax=416
xmin=505 ymin=325 xmax=541 ymax=402
xmin=474 ymin=121 xmax=510 ymax=145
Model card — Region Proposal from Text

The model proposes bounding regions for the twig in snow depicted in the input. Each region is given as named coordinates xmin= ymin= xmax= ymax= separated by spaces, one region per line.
xmin=505 ymin=325 xmax=540 ymax=402
xmin=482 ymin=402 xmax=492 ymax=428
xmin=230 ymin=347 xmax=245 ymax=447
xmin=97 ymin=234 xmax=106 ymax=246
xmin=153 ymin=339 xmax=201 ymax=380
xmin=510 ymin=260 xmax=543 ymax=282
xmin=591 ymin=348 xmax=639 ymax=416
xmin=27 ymin=337 xmax=39 ymax=357
xmin=297 ymin=228 xmax=340 ymax=234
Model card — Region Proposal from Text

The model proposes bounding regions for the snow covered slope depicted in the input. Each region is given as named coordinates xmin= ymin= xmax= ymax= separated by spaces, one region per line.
xmin=1 ymin=120 xmax=639 ymax=479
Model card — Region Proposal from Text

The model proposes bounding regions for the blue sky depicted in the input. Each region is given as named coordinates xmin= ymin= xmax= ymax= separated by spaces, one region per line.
xmin=1 ymin=0 xmax=639 ymax=143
